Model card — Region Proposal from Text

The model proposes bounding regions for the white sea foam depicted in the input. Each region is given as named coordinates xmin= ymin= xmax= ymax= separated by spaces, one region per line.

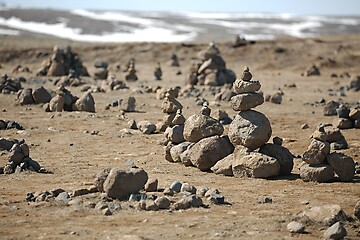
xmin=0 ymin=16 xmax=195 ymax=42
xmin=0 ymin=27 xmax=19 ymax=35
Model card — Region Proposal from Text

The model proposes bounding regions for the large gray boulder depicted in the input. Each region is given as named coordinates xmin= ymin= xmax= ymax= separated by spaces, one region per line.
xmin=229 ymin=93 xmax=264 ymax=111
xmin=300 ymin=164 xmax=334 ymax=182
xmin=259 ymin=143 xmax=293 ymax=175
xmin=103 ymin=168 xmax=148 ymax=199
xmin=232 ymin=152 xmax=280 ymax=178
xmin=32 ymin=86 xmax=52 ymax=104
xmin=183 ymin=114 xmax=224 ymax=143
xmin=326 ymin=152 xmax=355 ymax=182
xmin=296 ymin=204 xmax=347 ymax=226
xmin=73 ymin=92 xmax=95 ymax=112
xmin=228 ymin=110 xmax=272 ymax=150
xmin=187 ymin=135 xmax=234 ymax=171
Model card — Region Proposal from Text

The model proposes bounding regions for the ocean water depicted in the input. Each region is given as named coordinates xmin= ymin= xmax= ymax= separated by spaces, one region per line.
xmin=0 ymin=8 xmax=359 ymax=42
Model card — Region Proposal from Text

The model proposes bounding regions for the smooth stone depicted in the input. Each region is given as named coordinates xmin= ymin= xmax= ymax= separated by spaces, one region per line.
xmin=170 ymin=181 xmax=182 ymax=192
xmin=229 ymin=93 xmax=264 ymax=111
xmin=287 ymin=221 xmax=305 ymax=233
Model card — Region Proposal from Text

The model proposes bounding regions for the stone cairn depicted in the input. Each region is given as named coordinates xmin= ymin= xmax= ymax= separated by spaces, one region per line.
xmin=0 ymin=74 xmax=22 ymax=94
xmin=93 ymin=59 xmax=108 ymax=80
xmin=154 ymin=62 xmax=162 ymax=80
xmin=161 ymin=88 xmax=185 ymax=143
xmin=212 ymin=66 xmax=294 ymax=178
xmin=0 ymin=138 xmax=46 ymax=174
xmin=125 ymin=59 xmax=138 ymax=81
xmin=300 ymin=124 xmax=355 ymax=182
xmin=186 ymin=42 xmax=236 ymax=86
xmin=170 ymin=53 xmax=180 ymax=67
xmin=37 ymin=46 xmax=89 ymax=77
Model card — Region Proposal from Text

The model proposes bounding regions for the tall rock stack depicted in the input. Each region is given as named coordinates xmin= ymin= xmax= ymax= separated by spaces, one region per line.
xmin=300 ymin=124 xmax=355 ymax=182
xmin=94 ymin=59 xmax=108 ymax=80
xmin=187 ymin=42 xmax=236 ymax=86
xmin=222 ymin=66 xmax=294 ymax=178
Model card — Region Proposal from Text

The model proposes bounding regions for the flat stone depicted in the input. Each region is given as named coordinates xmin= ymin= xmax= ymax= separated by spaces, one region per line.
xmin=229 ymin=93 xmax=264 ymax=111
xmin=297 ymin=204 xmax=347 ymax=226
xmin=233 ymin=79 xmax=261 ymax=94
xmin=232 ymin=152 xmax=280 ymax=178
xmin=287 ymin=221 xmax=305 ymax=233
xmin=300 ymin=164 xmax=334 ymax=182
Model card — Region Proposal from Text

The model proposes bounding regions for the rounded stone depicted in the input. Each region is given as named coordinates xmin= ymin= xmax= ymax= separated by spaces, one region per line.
xmin=228 ymin=110 xmax=272 ymax=150
xmin=300 ymin=164 xmax=334 ymax=182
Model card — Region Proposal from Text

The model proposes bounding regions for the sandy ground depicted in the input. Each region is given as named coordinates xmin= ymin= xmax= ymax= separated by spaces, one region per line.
xmin=0 ymin=35 xmax=360 ymax=239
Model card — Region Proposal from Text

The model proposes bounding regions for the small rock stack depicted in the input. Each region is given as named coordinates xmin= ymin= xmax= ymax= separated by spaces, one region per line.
xmin=125 ymin=60 xmax=138 ymax=81
xmin=165 ymin=104 xmax=234 ymax=172
xmin=0 ymin=138 xmax=44 ymax=174
xmin=333 ymin=105 xmax=360 ymax=129
xmin=212 ymin=66 xmax=294 ymax=178
xmin=154 ymin=62 xmax=162 ymax=80
xmin=0 ymin=74 xmax=22 ymax=94
xmin=170 ymin=54 xmax=180 ymax=67
xmin=161 ymin=88 xmax=185 ymax=143
xmin=348 ymin=75 xmax=360 ymax=91
xmin=304 ymin=65 xmax=320 ymax=76
xmin=94 ymin=59 xmax=108 ymax=80
xmin=37 ymin=46 xmax=89 ymax=77
xmin=187 ymin=42 xmax=236 ymax=86
xmin=300 ymin=124 xmax=355 ymax=182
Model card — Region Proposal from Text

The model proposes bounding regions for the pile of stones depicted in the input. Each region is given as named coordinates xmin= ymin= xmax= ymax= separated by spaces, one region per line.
xmin=27 ymin=167 xmax=226 ymax=215
xmin=0 ymin=74 xmax=23 ymax=94
xmin=100 ymin=75 xmax=128 ymax=92
xmin=0 ymin=138 xmax=45 ymax=174
xmin=125 ymin=59 xmax=138 ymax=81
xmin=17 ymin=86 xmax=52 ymax=105
xmin=170 ymin=54 xmax=180 ymax=67
xmin=333 ymin=105 xmax=360 ymax=129
xmin=154 ymin=62 xmax=162 ymax=80
xmin=161 ymin=88 xmax=186 ymax=143
xmin=0 ymin=120 xmax=23 ymax=130
xmin=37 ymin=46 xmax=89 ymax=77
xmin=94 ymin=59 xmax=108 ymax=80
xmin=43 ymin=86 xmax=95 ymax=113
xmin=303 ymin=65 xmax=320 ymax=76
xmin=187 ymin=42 xmax=236 ymax=86
xmin=212 ymin=67 xmax=293 ymax=178
xmin=299 ymin=124 xmax=355 ymax=182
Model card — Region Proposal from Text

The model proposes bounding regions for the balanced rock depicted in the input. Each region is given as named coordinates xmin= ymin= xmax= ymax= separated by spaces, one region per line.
xmin=326 ymin=152 xmax=355 ymax=182
xmin=232 ymin=152 xmax=280 ymax=178
xmin=302 ymin=139 xmax=330 ymax=165
xmin=165 ymin=125 xmax=185 ymax=144
xmin=300 ymin=164 xmax=334 ymax=182
xmin=228 ymin=110 xmax=272 ymax=150
xmin=233 ymin=79 xmax=261 ymax=94
xmin=183 ymin=113 xmax=224 ymax=143
xmin=187 ymin=135 xmax=234 ymax=171
xmin=103 ymin=168 xmax=148 ymax=200
xmin=162 ymin=94 xmax=183 ymax=113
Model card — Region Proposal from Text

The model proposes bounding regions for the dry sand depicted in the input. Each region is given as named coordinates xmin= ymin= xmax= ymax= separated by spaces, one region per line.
xmin=0 ymin=34 xmax=360 ymax=239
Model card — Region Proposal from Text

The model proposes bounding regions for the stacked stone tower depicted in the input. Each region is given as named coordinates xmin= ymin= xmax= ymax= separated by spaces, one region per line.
xmin=228 ymin=66 xmax=271 ymax=150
